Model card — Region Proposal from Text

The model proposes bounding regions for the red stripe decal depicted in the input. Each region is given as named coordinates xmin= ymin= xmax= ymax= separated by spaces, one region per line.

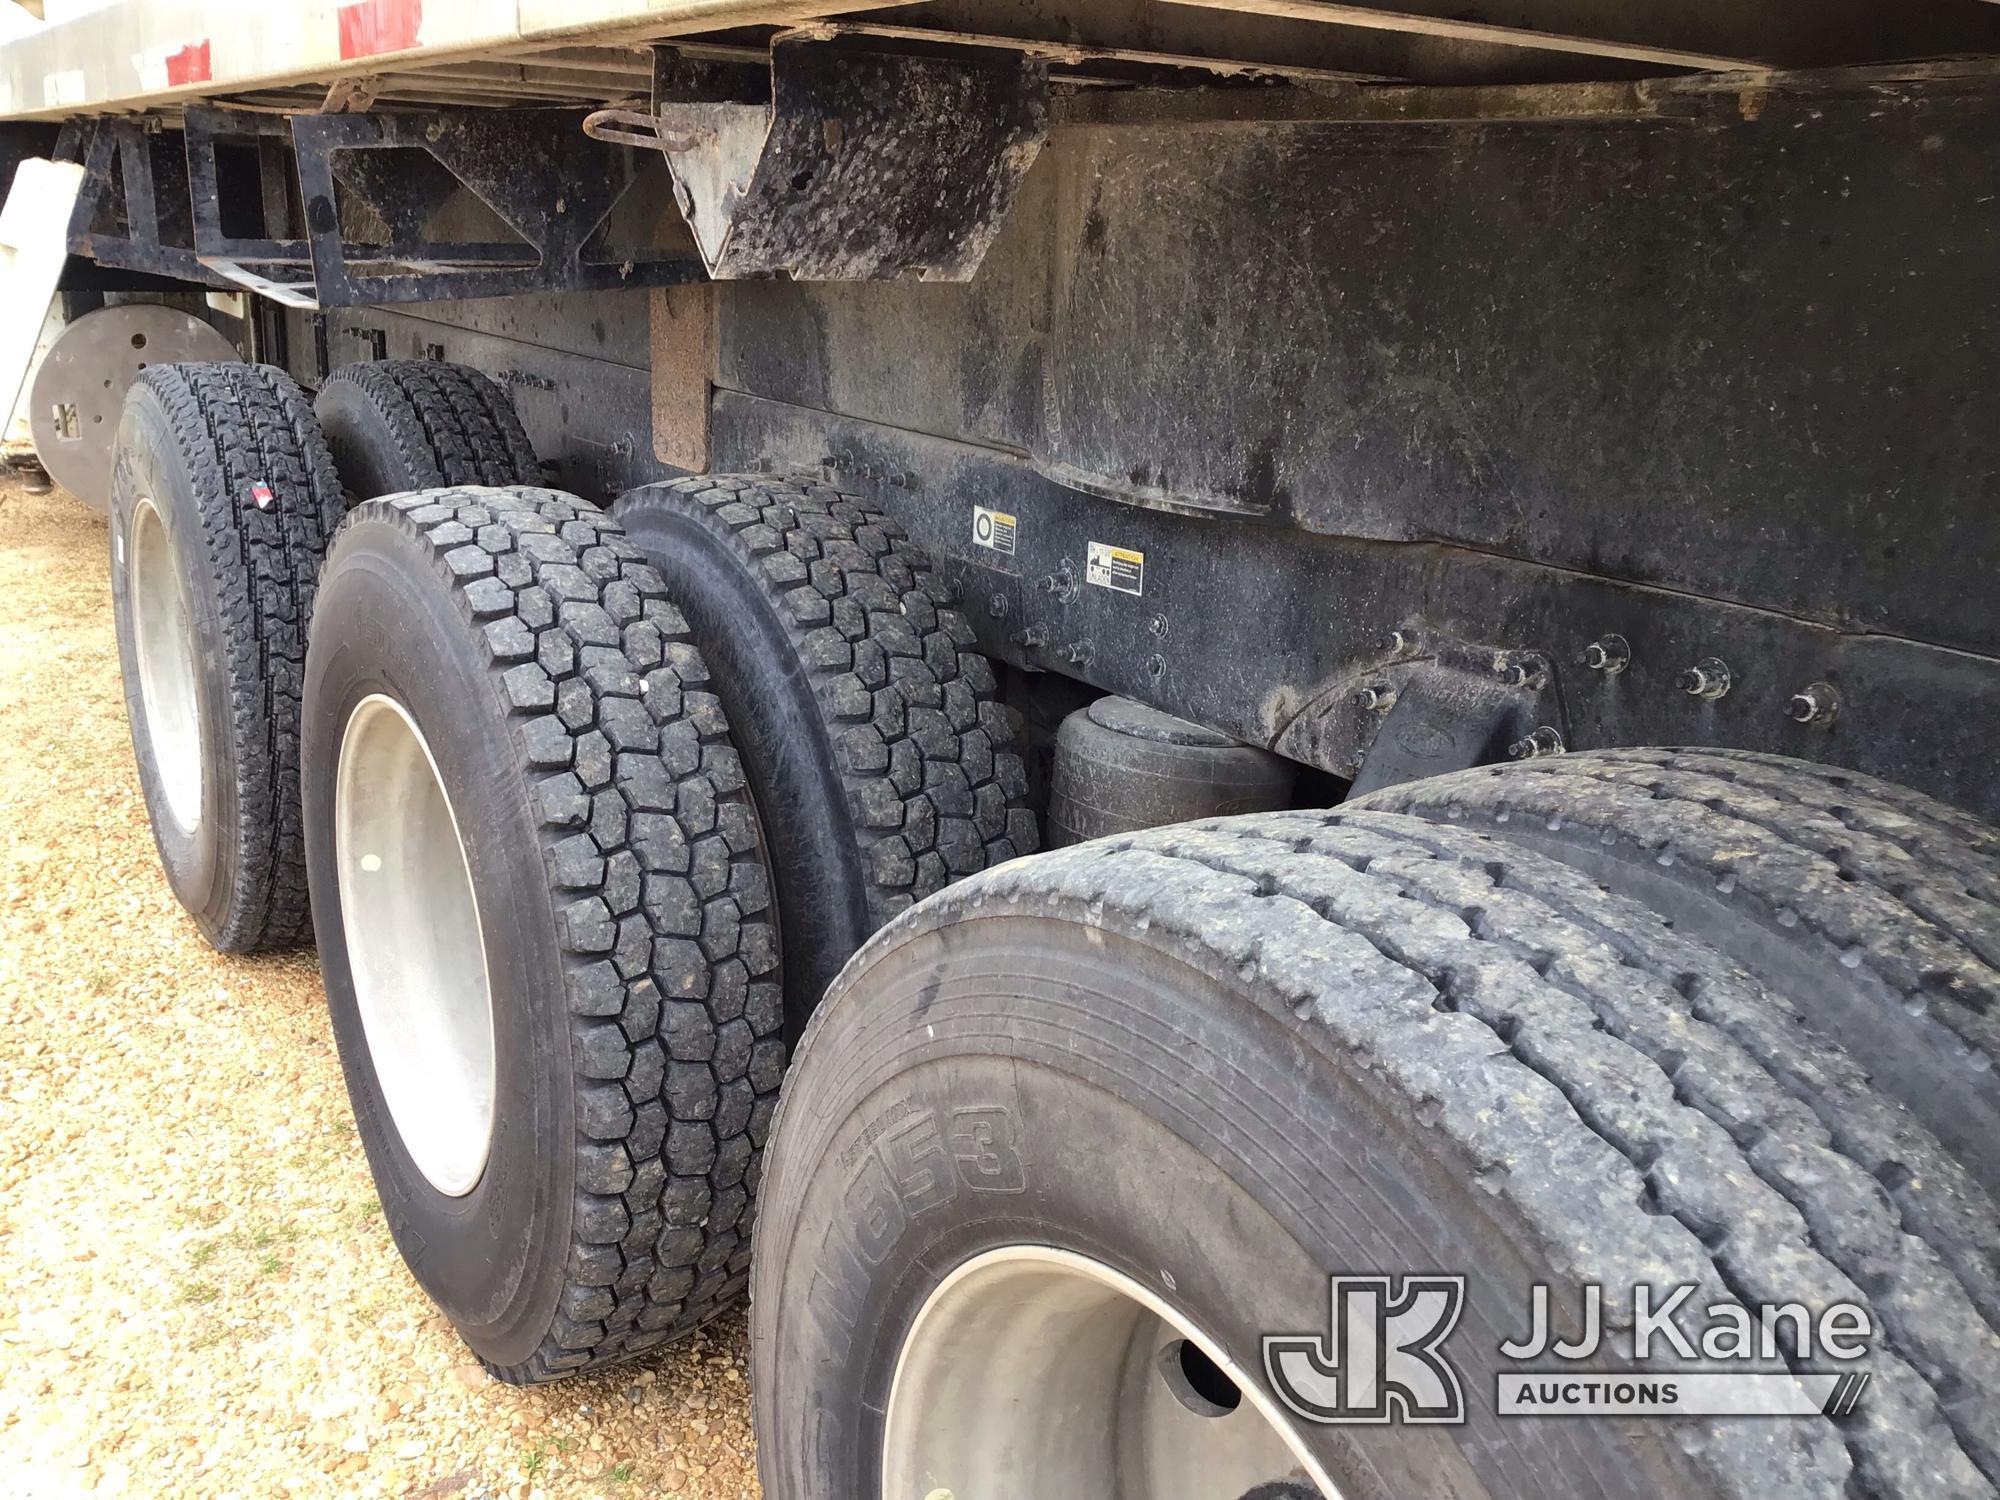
xmin=337 ymin=0 xmax=422 ymax=60
xmin=164 ymin=41 xmax=212 ymax=87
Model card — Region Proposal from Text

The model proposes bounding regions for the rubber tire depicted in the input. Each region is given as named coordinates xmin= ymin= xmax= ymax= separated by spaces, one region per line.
xmin=1351 ymin=748 xmax=2000 ymax=1197
xmin=613 ymin=475 xmax=1036 ymax=1036
xmin=303 ymin=486 xmax=785 ymax=1383
xmin=753 ymin=810 xmax=2000 ymax=1500
xmin=109 ymin=361 xmax=344 ymax=952
xmin=314 ymin=359 xmax=541 ymax=499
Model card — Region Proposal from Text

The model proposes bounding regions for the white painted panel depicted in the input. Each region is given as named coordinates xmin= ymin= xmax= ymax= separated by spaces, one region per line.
xmin=0 ymin=157 xmax=84 ymax=451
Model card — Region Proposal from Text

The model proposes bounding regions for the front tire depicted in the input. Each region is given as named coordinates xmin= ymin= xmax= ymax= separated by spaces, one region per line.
xmin=753 ymin=811 xmax=1997 ymax=1499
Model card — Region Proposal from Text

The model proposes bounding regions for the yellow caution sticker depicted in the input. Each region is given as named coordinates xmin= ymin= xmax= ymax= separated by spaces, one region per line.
xmin=1086 ymin=541 xmax=1144 ymax=596
xmin=972 ymin=505 xmax=1017 ymax=555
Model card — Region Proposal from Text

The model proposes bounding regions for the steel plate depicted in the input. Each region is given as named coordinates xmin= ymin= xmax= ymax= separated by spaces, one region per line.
xmin=28 ymin=304 xmax=240 ymax=510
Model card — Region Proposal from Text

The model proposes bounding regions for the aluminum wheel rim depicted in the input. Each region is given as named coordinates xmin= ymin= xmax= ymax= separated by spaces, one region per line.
xmin=334 ymin=693 xmax=496 ymax=1197
xmin=128 ymin=497 xmax=204 ymax=832
xmin=883 ymin=1245 xmax=1335 ymax=1500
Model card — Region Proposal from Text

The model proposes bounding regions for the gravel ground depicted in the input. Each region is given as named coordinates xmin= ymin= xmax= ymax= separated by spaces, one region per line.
xmin=0 ymin=473 xmax=758 ymax=1500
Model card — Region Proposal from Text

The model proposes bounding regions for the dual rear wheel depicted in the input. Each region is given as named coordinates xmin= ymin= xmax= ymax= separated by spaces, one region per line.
xmin=113 ymin=363 xmax=1040 ymax=1379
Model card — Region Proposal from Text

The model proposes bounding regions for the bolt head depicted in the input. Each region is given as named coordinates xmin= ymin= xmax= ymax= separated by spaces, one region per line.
xmin=1678 ymin=657 xmax=1732 ymax=700
xmin=1785 ymin=681 xmax=1838 ymax=726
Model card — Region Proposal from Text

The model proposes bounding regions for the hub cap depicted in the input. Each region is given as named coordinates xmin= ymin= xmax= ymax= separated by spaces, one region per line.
xmin=884 ymin=1245 xmax=1334 ymax=1500
xmin=334 ymin=693 xmax=496 ymax=1197
xmin=128 ymin=497 xmax=204 ymax=833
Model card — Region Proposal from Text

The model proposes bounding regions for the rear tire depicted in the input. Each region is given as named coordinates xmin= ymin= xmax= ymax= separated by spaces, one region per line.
xmin=304 ymin=486 xmax=784 ymax=1382
xmin=314 ymin=359 xmax=541 ymax=499
xmin=753 ymin=810 xmax=1999 ymax=1499
xmin=614 ymin=474 xmax=1036 ymax=1035
xmin=109 ymin=361 xmax=343 ymax=952
xmin=1351 ymin=748 xmax=2000 ymax=1196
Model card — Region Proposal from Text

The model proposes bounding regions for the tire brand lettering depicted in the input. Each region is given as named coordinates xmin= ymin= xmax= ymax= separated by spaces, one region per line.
xmin=841 ymin=1103 xmax=1027 ymax=1266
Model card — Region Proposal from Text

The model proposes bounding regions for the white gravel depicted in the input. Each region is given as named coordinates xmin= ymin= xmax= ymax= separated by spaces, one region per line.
xmin=0 ymin=474 xmax=759 ymax=1500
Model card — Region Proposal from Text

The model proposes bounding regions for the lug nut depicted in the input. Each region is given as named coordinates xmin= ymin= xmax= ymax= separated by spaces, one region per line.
xmin=1786 ymin=681 xmax=1839 ymax=727
xmin=1507 ymin=726 xmax=1566 ymax=760
xmin=1678 ymin=657 xmax=1732 ymax=700
xmin=1583 ymin=634 xmax=1631 ymax=675
xmin=1353 ymin=684 xmax=1396 ymax=713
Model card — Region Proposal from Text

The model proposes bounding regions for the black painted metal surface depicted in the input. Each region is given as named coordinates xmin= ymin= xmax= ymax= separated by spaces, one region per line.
xmin=718 ymin=75 xmax=2000 ymax=663
xmin=711 ymin=391 xmax=2000 ymax=821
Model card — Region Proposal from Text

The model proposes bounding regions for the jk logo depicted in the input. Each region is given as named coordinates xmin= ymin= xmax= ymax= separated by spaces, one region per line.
xmin=1263 ymin=1275 xmax=1467 ymax=1424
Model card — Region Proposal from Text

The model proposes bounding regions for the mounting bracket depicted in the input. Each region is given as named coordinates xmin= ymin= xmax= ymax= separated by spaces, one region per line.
xmin=592 ymin=39 xmax=1048 ymax=282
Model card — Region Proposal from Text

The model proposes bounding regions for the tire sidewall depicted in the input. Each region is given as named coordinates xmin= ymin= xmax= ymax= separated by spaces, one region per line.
xmin=753 ymin=918 xmax=1702 ymax=1500
xmin=314 ymin=380 xmax=432 ymax=499
xmin=303 ymin=518 xmax=574 ymax=1368
xmin=109 ymin=386 xmax=236 ymax=937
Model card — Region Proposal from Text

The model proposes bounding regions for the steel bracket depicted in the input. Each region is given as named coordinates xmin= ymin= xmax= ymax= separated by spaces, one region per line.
xmin=60 ymin=118 xmax=229 ymax=289
xmin=187 ymin=106 xmax=709 ymax=308
xmin=1276 ymin=631 xmax=1568 ymax=796
xmin=627 ymin=39 xmax=1048 ymax=282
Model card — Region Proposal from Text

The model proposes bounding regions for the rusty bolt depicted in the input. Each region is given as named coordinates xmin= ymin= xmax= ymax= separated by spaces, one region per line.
xmin=1507 ymin=725 xmax=1566 ymax=760
xmin=1678 ymin=657 xmax=1733 ymax=700
xmin=1583 ymin=634 xmax=1631 ymax=675
xmin=1498 ymin=654 xmax=1549 ymax=691
xmin=1786 ymin=681 xmax=1840 ymax=727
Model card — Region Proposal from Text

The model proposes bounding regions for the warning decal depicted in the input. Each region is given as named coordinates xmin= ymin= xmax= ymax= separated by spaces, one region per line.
xmin=1086 ymin=541 xmax=1144 ymax=596
xmin=972 ymin=505 xmax=1018 ymax=555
